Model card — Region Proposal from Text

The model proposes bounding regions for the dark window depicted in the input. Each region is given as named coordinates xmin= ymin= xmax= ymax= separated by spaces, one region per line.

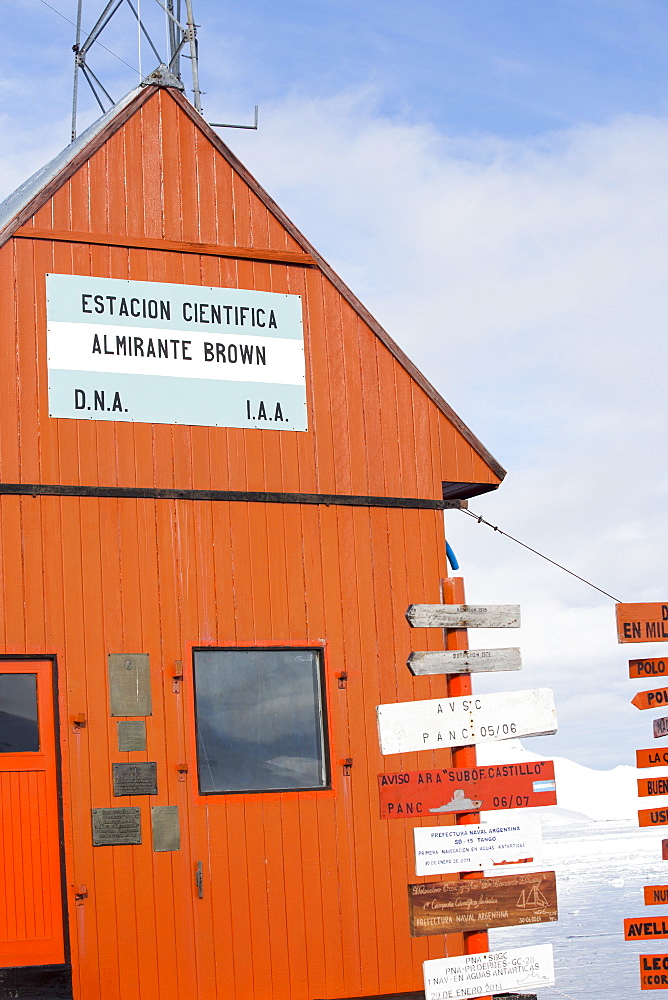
xmin=193 ymin=648 xmax=329 ymax=793
xmin=0 ymin=673 xmax=39 ymax=752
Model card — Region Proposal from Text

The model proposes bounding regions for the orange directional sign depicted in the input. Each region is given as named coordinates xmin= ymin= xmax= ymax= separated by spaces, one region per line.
xmin=631 ymin=658 xmax=668 ymax=679
xmin=639 ymin=808 xmax=668 ymax=828
xmin=638 ymin=777 xmax=668 ymax=797
xmin=617 ymin=603 xmax=668 ymax=643
xmin=637 ymin=748 xmax=668 ymax=769
xmin=633 ymin=689 xmax=668 ymax=711
xmin=626 ymin=919 xmax=668 ymax=940
xmin=641 ymin=954 xmax=668 ymax=990
xmin=644 ymin=886 xmax=668 ymax=906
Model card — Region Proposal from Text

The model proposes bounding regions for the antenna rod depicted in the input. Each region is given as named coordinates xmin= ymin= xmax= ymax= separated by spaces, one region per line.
xmin=183 ymin=0 xmax=202 ymax=113
xmin=71 ymin=0 xmax=84 ymax=140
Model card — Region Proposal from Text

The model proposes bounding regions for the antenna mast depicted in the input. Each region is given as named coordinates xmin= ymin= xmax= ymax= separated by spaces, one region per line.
xmin=71 ymin=0 xmax=202 ymax=141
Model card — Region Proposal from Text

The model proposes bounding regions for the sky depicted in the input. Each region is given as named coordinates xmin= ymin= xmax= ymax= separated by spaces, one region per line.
xmin=5 ymin=0 xmax=668 ymax=769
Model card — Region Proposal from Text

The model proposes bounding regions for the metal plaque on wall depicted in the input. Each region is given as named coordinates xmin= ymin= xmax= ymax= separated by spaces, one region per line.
xmin=108 ymin=654 xmax=152 ymax=716
xmin=112 ymin=762 xmax=158 ymax=796
xmin=92 ymin=807 xmax=142 ymax=845
xmin=117 ymin=720 xmax=147 ymax=752
xmin=152 ymin=806 xmax=180 ymax=851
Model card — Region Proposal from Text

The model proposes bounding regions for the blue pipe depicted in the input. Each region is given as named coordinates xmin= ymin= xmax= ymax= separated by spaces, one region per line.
xmin=446 ymin=540 xmax=459 ymax=571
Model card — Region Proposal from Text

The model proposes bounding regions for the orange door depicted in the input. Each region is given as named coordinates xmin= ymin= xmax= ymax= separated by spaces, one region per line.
xmin=0 ymin=660 xmax=66 ymax=967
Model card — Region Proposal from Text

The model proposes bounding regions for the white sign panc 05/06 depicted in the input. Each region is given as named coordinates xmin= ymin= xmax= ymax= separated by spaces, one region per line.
xmin=423 ymin=943 xmax=555 ymax=1000
xmin=377 ymin=688 xmax=557 ymax=755
xmin=46 ymin=273 xmax=308 ymax=430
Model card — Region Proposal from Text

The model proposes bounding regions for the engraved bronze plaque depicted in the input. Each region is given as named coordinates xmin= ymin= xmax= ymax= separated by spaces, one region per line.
xmin=113 ymin=762 xmax=158 ymax=796
xmin=108 ymin=654 xmax=152 ymax=717
xmin=152 ymin=806 xmax=180 ymax=852
xmin=117 ymin=720 xmax=147 ymax=752
xmin=92 ymin=807 xmax=141 ymax=845
xmin=408 ymin=870 xmax=558 ymax=936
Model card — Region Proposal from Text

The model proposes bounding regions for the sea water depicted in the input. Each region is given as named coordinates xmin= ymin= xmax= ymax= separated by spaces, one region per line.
xmin=486 ymin=817 xmax=667 ymax=999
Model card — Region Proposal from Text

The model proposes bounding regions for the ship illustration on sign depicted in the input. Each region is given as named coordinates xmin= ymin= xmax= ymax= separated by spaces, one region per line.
xmin=517 ymin=884 xmax=550 ymax=912
xmin=428 ymin=789 xmax=483 ymax=813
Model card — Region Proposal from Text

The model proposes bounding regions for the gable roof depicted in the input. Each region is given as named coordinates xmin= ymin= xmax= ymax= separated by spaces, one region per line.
xmin=0 ymin=82 xmax=505 ymax=486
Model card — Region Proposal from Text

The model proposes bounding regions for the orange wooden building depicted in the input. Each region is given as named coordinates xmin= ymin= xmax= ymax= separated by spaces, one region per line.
xmin=0 ymin=77 xmax=504 ymax=1000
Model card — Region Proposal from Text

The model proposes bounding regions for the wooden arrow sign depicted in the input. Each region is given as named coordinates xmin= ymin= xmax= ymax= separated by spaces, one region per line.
xmin=406 ymin=604 xmax=521 ymax=629
xmin=638 ymin=777 xmax=668 ymax=797
xmin=625 ymin=918 xmax=668 ymax=941
xmin=637 ymin=748 xmax=668 ymax=769
xmin=644 ymin=886 xmax=668 ymax=906
xmin=617 ymin=603 xmax=668 ymax=643
xmin=409 ymin=871 xmax=557 ymax=936
xmin=377 ymin=688 xmax=557 ymax=754
xmin=407 ymin=647 xmax=522 ymax=675
xmin=640 ymin=954 xmax=668 ymax=991
xmin=631 ymin=658 xmax=668 ymax=680
xmin=633 ymin=689 xmax=668 ymax=711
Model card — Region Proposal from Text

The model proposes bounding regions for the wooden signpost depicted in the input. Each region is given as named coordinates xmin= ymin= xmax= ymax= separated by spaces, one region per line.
xmin=407 ymin=647 xmax=522 ymax=676
xmin=406 ymin=604 xmax=521 ymax=629
xmin=617 ymin=603 xmax=668 ymax=643
xmin=408 ymin=871 xmax=558 ymax=936
xmin=631 ymin=658 xmax=668 ymax=679
xmin=413 ymin=817 xmax=542 ymax=874
xmin=377 ymin=688 xmax=557 ymax=755
xmin=633 ymin=689 xmax=668 ymax=711
xmin=422 ymin=944 xmax=555 ymax=1000
xmin=638 ymin=777 xmax=668 ymax=797
xmin=654 ymin=718 xmax=668 ymax=739
xmin=625 ymin=918 xmax=668 ymax=941
xmin=644 ymin=886 xmax=668 ymax=906
xmin=640 ymin=954 xmax=668 ymax=991
xmin=378 ymin=761 xmax=557 ymax=818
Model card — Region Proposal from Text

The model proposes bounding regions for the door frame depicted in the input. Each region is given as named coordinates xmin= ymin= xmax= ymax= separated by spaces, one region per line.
xmin=0 ymin=654 xmax=71 ymax=969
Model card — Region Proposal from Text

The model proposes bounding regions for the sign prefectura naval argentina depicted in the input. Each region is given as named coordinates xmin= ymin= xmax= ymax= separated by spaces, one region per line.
xmin=46 ymin=274 xmax=307 ymax=430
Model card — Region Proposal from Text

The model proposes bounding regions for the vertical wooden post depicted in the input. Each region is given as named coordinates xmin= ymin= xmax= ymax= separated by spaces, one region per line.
xmin=441 ymin=576 xmax=491 ymax=1000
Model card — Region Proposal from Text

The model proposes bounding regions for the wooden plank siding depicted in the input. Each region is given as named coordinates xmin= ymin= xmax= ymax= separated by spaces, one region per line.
xmin=0 ymin=85 xmax=505 ymax=1000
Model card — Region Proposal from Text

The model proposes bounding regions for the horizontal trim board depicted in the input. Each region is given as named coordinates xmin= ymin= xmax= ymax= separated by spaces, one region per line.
xmin=0 ymin=964 xmax=72 ymax=1000
xmin=14 ymin=227 xmax=315 ymax=266
xmin=0 ymin=483 xmax=447 ymax=509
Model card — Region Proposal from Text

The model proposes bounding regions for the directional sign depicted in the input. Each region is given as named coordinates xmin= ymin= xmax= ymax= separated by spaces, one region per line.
xmin=625 ymin=918 xmax=668 ymax=941
xmin=378 ymin=761 xmax=557 ymax=819
xmin=377 ymin=688 xmax=557 ymax=755
xmin=413 ymin=817 xmax=542 ymax=874
xmin=406 ymin=604 xmax=520 ymax=629
xmin=637 ymin=748 xmax=668 ymax=769
xmin=654 ymin=718 xmax=668 ymax=739
xmin=617 ymin=603 xmax=668 ymax=643
xmin=631 ymin=658 xmax=668 ymax=680
xmin=423 ymin=944 xmax=555 ymax=1000
xmin=407 ymin=647 xmax=521 ymax=676
xmin=663 ymin=841 xmax=668 ymax=861
xmin=633 ymin=689 xmax=668 ymax=711
xmin=638 ymin=777 xmax=668 ymax=797
xmin=409 ymin=871 xmax=557 ymax=936
xmin=644 ymin=886 xmax=668 ymax=906
xmin=641 ymin=954 xmax=668 ymax=991
xmin=639 ymin=808 xmax=668 ymax=828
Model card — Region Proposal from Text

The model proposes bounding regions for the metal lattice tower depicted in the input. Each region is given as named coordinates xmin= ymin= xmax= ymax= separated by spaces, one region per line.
xmin=71 ymin=0 xmax=202 ymax=141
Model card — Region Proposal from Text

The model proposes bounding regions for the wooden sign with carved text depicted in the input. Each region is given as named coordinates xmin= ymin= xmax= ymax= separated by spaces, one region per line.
xmin=617 ymin=604 xmax=668 ymax=643
xmin=654 ymin=718 xmax=668 ymax=739
xmin=407 ymin=647 xmax=521 ymax=676
xmin=408 ymin=870 xmax=558 ymax=936
xmin=406 ymin=604 xmax=521 ymax=629
xmin=378 ymin=761 xmax=557 ymax=819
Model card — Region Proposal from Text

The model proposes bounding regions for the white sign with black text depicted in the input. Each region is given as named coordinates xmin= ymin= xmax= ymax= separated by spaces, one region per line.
xmin=423 ymin=943 xmax=555 ymax=1000
xmin=413 ymin=816 xmax=542 ymax=874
